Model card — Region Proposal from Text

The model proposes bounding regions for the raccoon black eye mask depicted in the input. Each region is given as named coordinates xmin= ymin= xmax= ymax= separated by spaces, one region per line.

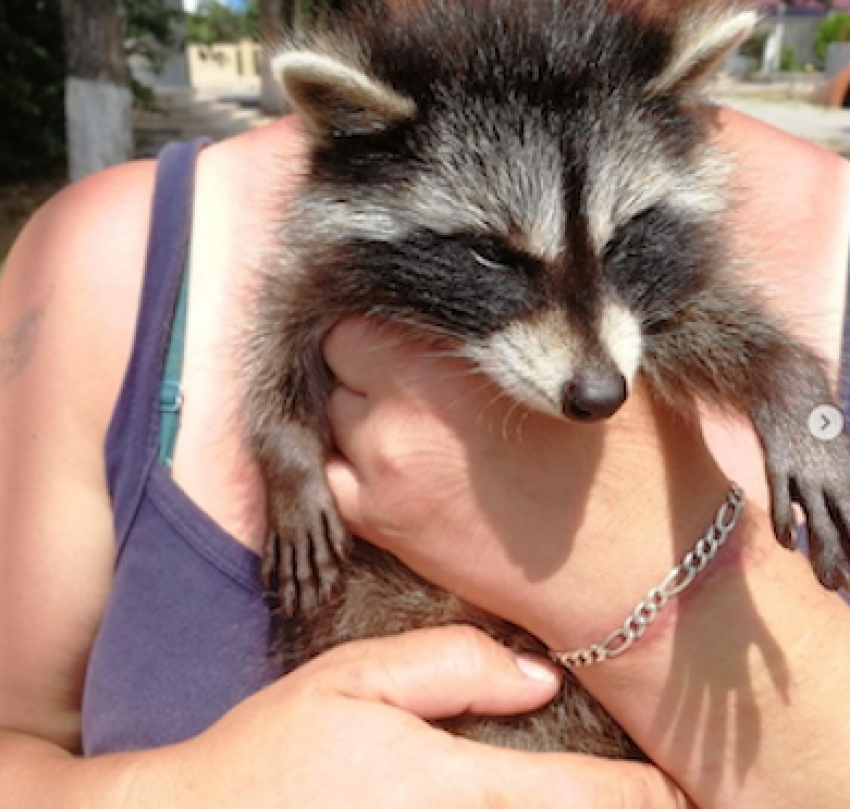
xmin=244 ymin=0 xmax=850 ymax=756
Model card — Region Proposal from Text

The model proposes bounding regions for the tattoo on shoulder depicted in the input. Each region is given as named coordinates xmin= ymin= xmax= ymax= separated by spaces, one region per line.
xmin=0 ymin=301 xmax=49 ymax=389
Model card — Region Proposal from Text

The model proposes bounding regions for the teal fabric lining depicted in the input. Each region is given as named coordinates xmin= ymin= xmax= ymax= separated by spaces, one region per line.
xmin=158 ymin=256 xmax=190 ymax=468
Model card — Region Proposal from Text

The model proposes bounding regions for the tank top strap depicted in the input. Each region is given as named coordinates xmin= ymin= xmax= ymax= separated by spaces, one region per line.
xmin=840 ymin=248 xmax=850 ymax=417
xmin=106 ymin=138 xmax=210 ymax=549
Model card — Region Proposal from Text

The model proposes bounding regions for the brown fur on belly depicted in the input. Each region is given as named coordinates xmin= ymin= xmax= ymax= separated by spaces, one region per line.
xmin=272 ymin=540 xmax=644 ymax=759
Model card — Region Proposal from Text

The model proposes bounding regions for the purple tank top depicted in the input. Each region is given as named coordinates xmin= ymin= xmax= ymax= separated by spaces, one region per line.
xmin=82 ymin=141 xmax=278 ymax=755
xmin=82 ymin=140 xmax=850 ymax=755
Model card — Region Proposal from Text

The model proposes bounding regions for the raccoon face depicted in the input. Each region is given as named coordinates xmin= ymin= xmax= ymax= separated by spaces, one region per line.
xmin=275 ymin=1 xmax=755 ymax=421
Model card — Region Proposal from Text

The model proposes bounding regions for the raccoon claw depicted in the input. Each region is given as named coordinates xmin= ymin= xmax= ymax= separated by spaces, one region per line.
xmin=269 ymin=491 xmax=352 ymax=617
xmin=774 ymin=436 xmax=850 ymax=593
xmin=813 ymin=557 xmax=850 ymax=592
xmin=321 ymin=504 xmax=351 ymax=565
xmin=811 ymin=490 xmax=850 ymax=592
xmin=769 ymin=482 xmax=798 ymax=552
xmin=801 ymin=489 xmax=850 ymax=592
xmin=286 ymin=533 xmax=349 ymax=617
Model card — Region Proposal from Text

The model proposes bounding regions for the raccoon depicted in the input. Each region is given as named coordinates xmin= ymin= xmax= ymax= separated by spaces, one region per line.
xmin=245 ymin=0 xmax=850 ymax=755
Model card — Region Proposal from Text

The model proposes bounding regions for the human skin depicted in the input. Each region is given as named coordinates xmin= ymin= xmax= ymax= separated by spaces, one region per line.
xmin=0 ymin=107 xmax=848 ymax=808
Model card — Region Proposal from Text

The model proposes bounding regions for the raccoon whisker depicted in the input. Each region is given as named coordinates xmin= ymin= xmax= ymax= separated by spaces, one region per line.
xmin=374 ymin=320 xmax=452 ymax=349
xmin=372 ymin=314 xmax=463 ymax=345
xmin=515 ymin=408 xmax=532 ymax=444
xmin=419 ymin=348 xmax=475 ymax=363
xmin=476 ymin=387 xmax=515 ymax=438
xmin=481 ymin=344 xmax=559 ymax=417
xmin=482 ymin=396 xmax=507 ymax=439
xmin=502 ymin=397 xmax=526 ymax=444
xmin=364 ymin=332 xmax=427 ymax=356
xmin=441 ymin=366 xmax=492 ymax=385
xmin=486 ymin=376 xmax=522 ymax=442
xmin=442 ymin=375 xmax=500 ymax=416
xmin=384 ymin=358 xmax=488 ymax=394
xmin=499 ymin=394 xmax=527 ymax=445
xmin=500 ymin=400 xmax=514 ymax=442
xmin=511 ymin=399 xmax=536 ymax=445
xmin=496 ymin=333 xmax=565 ymax=402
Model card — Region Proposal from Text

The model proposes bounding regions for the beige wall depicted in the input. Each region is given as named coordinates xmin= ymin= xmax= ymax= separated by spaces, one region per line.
xmin=187 ymin=41 xmax=262 ymax=89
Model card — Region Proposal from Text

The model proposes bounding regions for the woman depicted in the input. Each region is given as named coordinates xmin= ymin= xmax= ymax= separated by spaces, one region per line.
xmin=0 ymin=100 xmax=848 ymax=807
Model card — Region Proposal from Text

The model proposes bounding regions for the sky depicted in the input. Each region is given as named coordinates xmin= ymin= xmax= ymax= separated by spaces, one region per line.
xmin=183 ymin=1 xmax=246 ymax=12
xmin=182 ymin=1 xmax=850 ymax=12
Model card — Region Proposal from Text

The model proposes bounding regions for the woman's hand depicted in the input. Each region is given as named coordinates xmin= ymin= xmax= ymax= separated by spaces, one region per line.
xmin=322 ymin=318 xmax=850 ymax=809
xmin=137 ymin=628 xmax=689 ymax=809
xmin=324 ymin=319 xmax=732 ymax=652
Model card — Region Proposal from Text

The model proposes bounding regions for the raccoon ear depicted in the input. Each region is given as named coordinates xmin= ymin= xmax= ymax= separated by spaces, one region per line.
xmin=273 ymin=50 xmax=417 ymax=142
xmin=648 ymin=7 xmax=757 ymax=96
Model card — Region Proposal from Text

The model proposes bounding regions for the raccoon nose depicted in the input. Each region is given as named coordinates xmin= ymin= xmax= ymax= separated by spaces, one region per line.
xmin=562 ymin=372 xmax=628 ymax=422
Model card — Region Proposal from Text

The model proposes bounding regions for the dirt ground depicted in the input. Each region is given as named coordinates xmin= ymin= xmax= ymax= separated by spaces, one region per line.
xmin=0 ymin=177 xmax=66 ymax=266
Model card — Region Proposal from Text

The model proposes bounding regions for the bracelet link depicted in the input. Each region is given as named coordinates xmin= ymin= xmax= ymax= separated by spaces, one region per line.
xmin=549 ymin=485 xmax=745 ymax=670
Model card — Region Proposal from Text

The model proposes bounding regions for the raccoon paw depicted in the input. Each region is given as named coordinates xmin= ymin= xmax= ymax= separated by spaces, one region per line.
xmin=265 ymin=476 xmax=351 ymax=617
xmin=768 ymin=433 xmax=850 ymax=592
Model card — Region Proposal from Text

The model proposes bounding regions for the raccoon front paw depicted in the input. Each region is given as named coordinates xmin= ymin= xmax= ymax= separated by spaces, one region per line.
xmin=264 ymin=475 xmax=351 ymax=617
xmin=767 ymin=433 xmax=850 ymax=592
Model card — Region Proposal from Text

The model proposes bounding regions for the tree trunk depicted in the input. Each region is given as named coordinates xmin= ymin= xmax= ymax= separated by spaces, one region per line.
xmin=61 ymin=0 xmax=133 ymax=181
xmin=260 ymin=0 xmax=306 ymax=116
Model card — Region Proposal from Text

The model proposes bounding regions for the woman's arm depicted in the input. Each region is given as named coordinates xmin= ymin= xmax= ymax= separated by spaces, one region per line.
xmin=0 ymin=162 xmax=154 ymax=754
xmin=587 ymin=507 xmax=850 ymax=809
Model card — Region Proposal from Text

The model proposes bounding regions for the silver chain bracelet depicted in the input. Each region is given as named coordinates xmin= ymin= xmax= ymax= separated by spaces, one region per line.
xmin=549 ymin=484 xmax=745 ymax=670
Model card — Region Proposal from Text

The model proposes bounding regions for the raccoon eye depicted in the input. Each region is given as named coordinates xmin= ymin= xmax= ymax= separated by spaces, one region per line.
xmin=469 ymin=248 xmax=510 ymax=271
xmin=461 ymin=236 xmax=532 ymax=277
xmin=466 ymin=239 xmax=523 ymax=272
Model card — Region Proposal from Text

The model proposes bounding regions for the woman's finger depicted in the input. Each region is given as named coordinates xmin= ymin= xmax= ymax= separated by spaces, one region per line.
xmin=327 ymin=382 xmax=368 ymax=458
xmin=302 ymin=625 xmax=562 ymax=719
xmin=325 ymin=454 xmax=366 ymax=534
xmin=323 ymin=318 xmax=414 ymax=394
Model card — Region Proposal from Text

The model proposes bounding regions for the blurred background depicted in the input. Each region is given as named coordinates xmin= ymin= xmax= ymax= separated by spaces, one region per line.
xmin=1 ymin=0 xmax=849 ymax=262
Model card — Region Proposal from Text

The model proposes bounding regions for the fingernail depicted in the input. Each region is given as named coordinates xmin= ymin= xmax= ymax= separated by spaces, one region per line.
xmin=515 ymin=654 xmax=560 ymax=684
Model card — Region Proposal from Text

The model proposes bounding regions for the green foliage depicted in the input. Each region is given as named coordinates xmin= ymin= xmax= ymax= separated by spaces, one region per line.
xmin=126 ymin=0 xmax=186 ymax=112
xmin=183 ymin=0 xmax=357 ymax=44
xmin=739 ymin=29 xmax=769 ymax=61
xmin=0 ymin=0 xmax=67 ymax=180
xmin=187 ymin=0 xmax=258 ymax=44
xmin=127 ymin=0 xmax=185 ymax=72
xmin=246 ymin=0 xmax=260 ymax=35
xmin=1 ymin=0 xmax=189 ymax=181
xmin=814 ymin=13 xmax=850 ymax=67
xmin=780 ymin=45 xmax=805 ymax=73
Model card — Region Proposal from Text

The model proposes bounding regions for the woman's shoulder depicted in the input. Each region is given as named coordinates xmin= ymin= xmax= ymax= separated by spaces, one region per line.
xmin=718 ymin=106 xmax=850 ymax=247
xmin=718 ymin=107 xmax=849 ymax=358
xmin=0 ymin=158 xmax=159 ymax=429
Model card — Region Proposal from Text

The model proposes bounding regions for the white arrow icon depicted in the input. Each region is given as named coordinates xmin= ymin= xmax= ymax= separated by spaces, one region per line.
xmin=808 ymin=405 xmax=845 ymax=442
